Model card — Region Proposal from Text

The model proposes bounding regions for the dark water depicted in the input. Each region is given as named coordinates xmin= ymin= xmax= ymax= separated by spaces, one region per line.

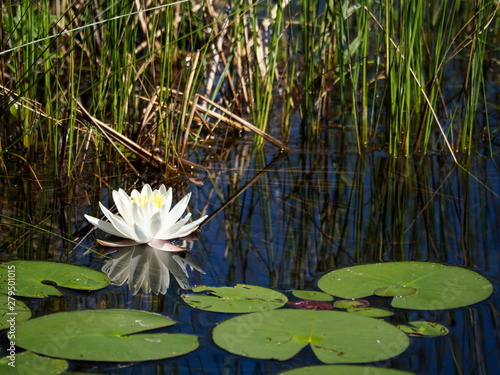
xmin=1 ymin=135 xmax=498 ymax=374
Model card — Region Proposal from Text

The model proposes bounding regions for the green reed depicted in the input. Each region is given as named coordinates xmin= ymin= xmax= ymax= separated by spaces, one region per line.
xmin=0 ymin=0 xmax=498 ymax=174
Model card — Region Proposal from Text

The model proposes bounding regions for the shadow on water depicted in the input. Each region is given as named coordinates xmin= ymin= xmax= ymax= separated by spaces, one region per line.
xmin=0 ymin=135 xmax=499 ymax=374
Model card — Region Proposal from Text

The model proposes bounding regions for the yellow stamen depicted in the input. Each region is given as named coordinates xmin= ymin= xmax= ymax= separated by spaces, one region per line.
xmin=130 ymin=190 xmax=164 ymax=209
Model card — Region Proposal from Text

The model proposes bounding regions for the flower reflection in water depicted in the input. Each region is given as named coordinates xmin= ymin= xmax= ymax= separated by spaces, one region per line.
xmin=100 ymin=243 xmax=204 ymax=295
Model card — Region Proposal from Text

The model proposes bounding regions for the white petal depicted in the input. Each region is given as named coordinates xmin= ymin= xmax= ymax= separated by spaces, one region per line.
xmin=114 ymin=189 xmax=135 ymax=225
xmin=167 ymin=215 xmax=207 ymax=239
xmin=160 ymin=187 xmax=173 ymax=216
xmin=162 ymin=193 xmax=191 ymax=228
xmin=159 ymin=184 xmax=167 ymax=196
xmin=99 ymin=202 xmax=138 ymax=241
xmin=141 ymin=184 xmax=153 ymax=197
xmin=132 ymin=201 xmax=147 ymax=224
xmin=149 ymin=211 xmax=163 ymax=237
xmin=156 ymin=214 xmax=191 ymax=239
xmin=143 ymin=200 xmax=156 ymax=219
xmin=85 ymin=214 xmax=129 ymax=239
xmin=130 ymin=188 xmax=141 ymax=201
xmin=132 ymin=223 xmax=152 ymax=243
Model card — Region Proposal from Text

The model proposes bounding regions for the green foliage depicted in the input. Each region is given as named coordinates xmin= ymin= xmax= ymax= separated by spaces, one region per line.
xmin=0 ymin=0 xmax=496 ymax=169
xmin=317 ymin=262 xmax=493 ymax=310
xmin=213 ymin=309 xmax=409 ymax=363
xmin=0 ymin=294 xmax=31 ymax=328
xmin=0 ymin=261 xmax=110 ymax=298
xmin=398 ymin=321 xmax=449 ymax=337
xmin=182 ymin=284 xmax=288 ymax=313
xmin=16 ymin=309 xmax=199 ymax=361
xmin=0 ymin=351 xmax=68 ymax=375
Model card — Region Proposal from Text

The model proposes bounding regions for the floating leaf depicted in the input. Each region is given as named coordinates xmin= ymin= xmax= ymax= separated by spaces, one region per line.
xmin=279 ymin=364 xmax=415 ymax=374
xmin=292 ymin=290 xmax=333 ymax=302
xmin=346 ymin=307 xmax=394 ymax=318
xmin=16 ymin=309 xmax=198 ymax=362
xmin=333 ymin=299 xmax=370 ymax=309
xmin=0 ymin=294 xmax=31 ymax=329
xmin=0 ymin=261 xmax=110 ymax=298
xmin=0 ymin=351 xmax=68 ymax=375
xmin=398 ymin=321 xmax=449 ymax=337
xmin=182 ymin=284 xmax=287 ymax=313
xmin=317 ymin=262 xmax=493 ymax=310
xmin=287 ymin=300 xmax=333 ymax=310
xmin=374 ymin=286 xmax=417 ymax=297
xmin=213 ymin=309 xmax=409 ymax=364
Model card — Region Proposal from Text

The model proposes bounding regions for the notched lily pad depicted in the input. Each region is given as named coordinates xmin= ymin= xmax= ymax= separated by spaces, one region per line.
xmin=0 ymin=351 xmax=68 ymax=375
xmin=398 ymin=321 xmax=449 ymax=337
xmin=182 ymin=284 xmax=287 ymax=313
xmin=0 ymin=261 xmax=110 ymax=298
xmin=213 ymin=309 xmax=409 ymax=364
xmin=317 ymin=262 xmax=493 ymax=310
xmin=292 ymin=290 xmax=333 ymax=301
xmin=16 ymin=309 xmax=199 ymax=362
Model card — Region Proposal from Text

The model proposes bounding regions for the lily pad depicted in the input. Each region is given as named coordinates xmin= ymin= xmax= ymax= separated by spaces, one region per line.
xmin=317 ymin=262 xmax=493 ymax=310
xmin=374 ymin=286 xmax=417 ymax=297
xmin=346 ymin=307 xmax=394 ymax=318
xmin=333 ymin=299 xmax=370 ymax=309
xmin=213 ymin=309 xmax=409 ymax=363
xmin=0 ymin=351 xmax=68 ymax=375
xmin=15 ymin=309 xmax=199 ymax=362
xmin=279 ymin=364 xmax=415 ymax=374
xmin=182 ymin=284 xmax=287 ymax=313
xmin=0 ymin=261 xmax=110 ymax=298
xmin=292 ymin=290 xmax=333 ymax=301
xmin=287 ymin=300 xmax=334 ymax=310
xmin=0 ymin=294 xmax=32 ymax=329
xmin=398 ymin=321 xmax=449 ymax=337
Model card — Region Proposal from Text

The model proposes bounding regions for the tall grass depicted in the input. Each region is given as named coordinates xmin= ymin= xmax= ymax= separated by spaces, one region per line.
xmin=0 ymin=0 xmax=498 ymax=175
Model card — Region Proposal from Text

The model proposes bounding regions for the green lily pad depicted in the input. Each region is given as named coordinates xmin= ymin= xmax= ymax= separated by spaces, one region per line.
xmin=398 ymin=321 xmax=449 ymax=337
xmin=279 ymin=364 xmax=415 ymax=374
xmin=292 ymin=290 xmax=333 ymax=302
xmin=0 ymin=351 xmax=68 ymax=375
xmin=15 ymin=309 xmax=199 ymax=362
xmin=333 ymin=299 xmax=370 ymax=309
xmin=317 ymin=262 xmax=493 ymax=310
xmin=0 ymin=294 xmax=31 ymax=329
xmin=346 ymin=307 xmax=394 ymax=318
xmin=374 ymin=286 xmax=417 ymax=297
xmin=213 ymin=309 xmax=409 ymax=363
xmin=182 ymin=284 xmax=287 ymax=313
xmin=0 ymin=261 xmax=110 ymax=298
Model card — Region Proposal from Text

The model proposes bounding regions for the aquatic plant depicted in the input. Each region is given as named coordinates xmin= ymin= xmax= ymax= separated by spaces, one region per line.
xmin=85 ymin=184 xmax=207 ymax=250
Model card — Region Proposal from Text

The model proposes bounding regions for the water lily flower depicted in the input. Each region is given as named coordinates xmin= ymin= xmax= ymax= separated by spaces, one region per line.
xmin=85 ymin=184 xmax=207 ymax=251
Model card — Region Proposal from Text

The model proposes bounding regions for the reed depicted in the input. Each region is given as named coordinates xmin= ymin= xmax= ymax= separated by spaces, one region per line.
xmin=0 ymin=0 xmax=497 ymax=173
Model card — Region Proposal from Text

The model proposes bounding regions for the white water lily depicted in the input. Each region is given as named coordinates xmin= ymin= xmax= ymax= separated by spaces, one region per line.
xmin=85 ymin=184 xmax=207 ymax=251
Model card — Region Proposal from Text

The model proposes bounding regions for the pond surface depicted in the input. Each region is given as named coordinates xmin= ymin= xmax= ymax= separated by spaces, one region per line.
xmin=1 ymin=135 xmax=499 ymax=374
